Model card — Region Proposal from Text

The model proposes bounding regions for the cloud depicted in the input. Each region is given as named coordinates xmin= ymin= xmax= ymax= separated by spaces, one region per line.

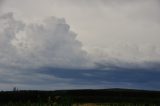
xmin=0 ymin=0 xmax=4 ymax=5
xmin=19 ymin=68 xmax=160 ymax=90
xmin=0 ymin=0 xmax=160 ymax=90
xmin=0 ymin=12 xmax=93 ymax=69
xmin=1 ymin=67 xmax=160 ymax=91
xmin=86 ymin=44 xmax=160 ymax=70
xmin=0 ymin=12 xmax=94 ymax=90
xmin=0 ymin=0 xmax=4 ymax=10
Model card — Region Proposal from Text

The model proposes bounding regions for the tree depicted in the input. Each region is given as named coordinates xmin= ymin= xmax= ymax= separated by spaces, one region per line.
xmin=13 ymin=87 xmax=18 ymax=91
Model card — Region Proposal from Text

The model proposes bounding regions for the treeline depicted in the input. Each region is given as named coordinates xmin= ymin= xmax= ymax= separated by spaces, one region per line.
xmin=0 ymin=89 xmax=160 ymax=104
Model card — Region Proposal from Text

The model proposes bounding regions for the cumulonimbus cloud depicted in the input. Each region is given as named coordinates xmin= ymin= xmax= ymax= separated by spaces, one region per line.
xmin=0 ymin=12 xmax=93 ymax=69
xmin=1 ymin=0 xmax=160 ymax=71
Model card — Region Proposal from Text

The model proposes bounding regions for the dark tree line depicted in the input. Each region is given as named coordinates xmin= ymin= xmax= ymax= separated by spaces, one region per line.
xmin=0 ymin=89 xmax=160 ymax=104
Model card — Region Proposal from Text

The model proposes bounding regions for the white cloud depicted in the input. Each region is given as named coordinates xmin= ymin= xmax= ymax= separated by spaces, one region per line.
xmin=1 ymin=0 xmax=160 ymax=69
xmin=0 ymin=12 xmax=93 ymax=69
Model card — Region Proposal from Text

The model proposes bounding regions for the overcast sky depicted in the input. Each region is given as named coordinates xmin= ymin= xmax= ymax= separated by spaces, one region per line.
xmin=0 ymin=0 xmax=160 ymax=90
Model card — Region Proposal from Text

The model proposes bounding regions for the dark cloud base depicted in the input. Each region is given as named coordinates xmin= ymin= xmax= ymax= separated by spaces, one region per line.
xmin=1 ymin=66 xmax=160 ymax=90
xmin=34 ymin=67 xmax=160 ymax=90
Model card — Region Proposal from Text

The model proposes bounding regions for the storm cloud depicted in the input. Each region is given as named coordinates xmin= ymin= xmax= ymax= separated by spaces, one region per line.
xmin=0 ymin=12 xmax=92 ymax=69
xmin=0 ymin=0 xmax=160 ymax=90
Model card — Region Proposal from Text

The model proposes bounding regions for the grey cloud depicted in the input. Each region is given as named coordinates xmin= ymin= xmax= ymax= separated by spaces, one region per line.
xmin=0 ymin=0 xmax=4 ymax=5
xmin=1 ymin=1 xmax=160 ymax=71
xmin=2 ymin=66 xmax=160 ymax=90
xmin=0 ymin=0 xmax=4 ymax=12
xmin=0 ymin=12 xmax=93 ymax=69
xmin=87 ymin=43 xmax=160 ymax=70
xmin=1 ymin=0 xmax=160 ymax=90
xmin=22 ymin=67 xmax=160 ymax=90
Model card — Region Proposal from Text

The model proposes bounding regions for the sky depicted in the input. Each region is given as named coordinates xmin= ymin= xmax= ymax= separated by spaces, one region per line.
xmin=0 ymin=0 xmax=160 ymax=90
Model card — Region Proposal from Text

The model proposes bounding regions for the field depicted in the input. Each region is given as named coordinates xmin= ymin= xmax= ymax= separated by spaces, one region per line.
xmin=0 ymin=89 xmax=160 ymax=106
